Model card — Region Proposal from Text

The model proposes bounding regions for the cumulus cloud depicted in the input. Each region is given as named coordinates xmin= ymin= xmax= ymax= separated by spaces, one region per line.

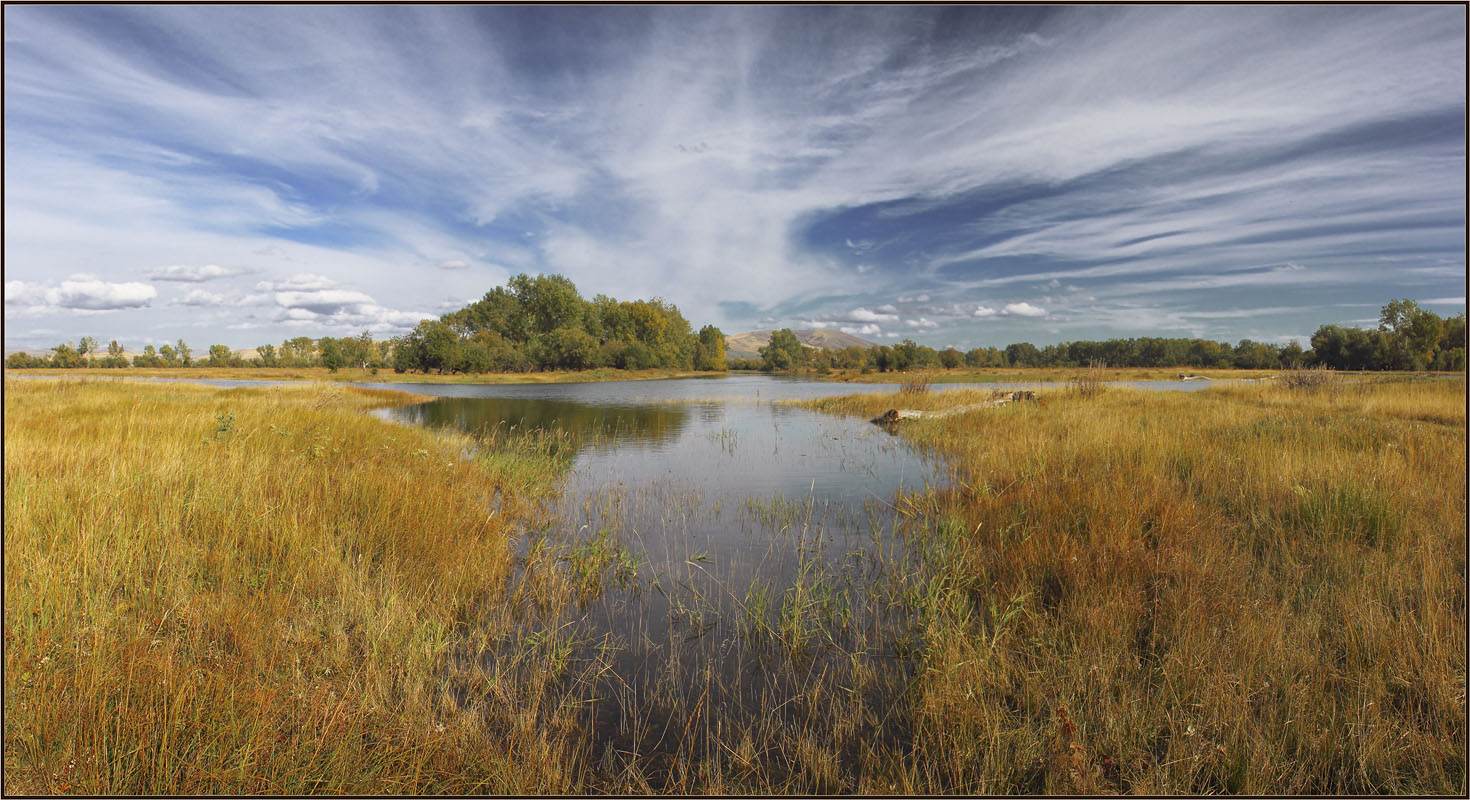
xmin=845 ymin=307 xmax=899 ymax=323
xmin=1003 ymin=302 xmax=1047 ymax=318
xmin=839 ymin=323 xmax=882 ymax=337
xmin=437 ymin=259 xmax=469 ymax=269
xmin=146 ymin=263 xmax=250 ymax=282
xmin=904 ymin=317 xmax=939 ymax=328
xmin=254 ymin=273 xmax=432 ymax=332
xmin=5 ymin=276 xmax=156 ymax=313
xmin=971 ymin=302 xmax=1046 ymax=319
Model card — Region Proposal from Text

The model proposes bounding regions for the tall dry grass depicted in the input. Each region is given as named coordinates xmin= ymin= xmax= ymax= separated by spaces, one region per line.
xmin=805 ymin=377 xmax=1465 ymax=793
xmin=3 ymin=378 xmax=586 ymax=794
xmin=8 ymin=374 xmax=1464 ymax=793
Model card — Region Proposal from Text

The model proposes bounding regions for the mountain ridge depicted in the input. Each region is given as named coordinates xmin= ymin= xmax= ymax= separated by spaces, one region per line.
xmin=724 ymin=329 xmax=879 ymax=360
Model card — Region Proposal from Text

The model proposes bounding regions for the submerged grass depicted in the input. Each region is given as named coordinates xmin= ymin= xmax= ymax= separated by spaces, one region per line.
xmin=803 ymin=375 xmax=1465 ymax=793
xmin=3 ymin=377 xmax=584 ymax=794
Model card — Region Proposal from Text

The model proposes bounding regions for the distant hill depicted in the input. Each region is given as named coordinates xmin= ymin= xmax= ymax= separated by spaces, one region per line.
xmin=724 ymin=329 xmax=878 ymax=360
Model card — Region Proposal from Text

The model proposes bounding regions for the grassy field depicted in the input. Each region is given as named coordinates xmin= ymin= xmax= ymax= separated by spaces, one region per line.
xmin=2 ymin=366 xmax=714 ymax=385
xmin=6 ymin=373 xmax=1464 ymax=793
xmin=803 ymin=374 xmax=1465 ymax=793
xmin=3 ymin=377 xmax=592 ymax=794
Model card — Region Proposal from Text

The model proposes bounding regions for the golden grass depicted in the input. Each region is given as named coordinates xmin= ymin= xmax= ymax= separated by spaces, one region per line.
xmin=3 ymin=378 xmax=587 ymax=794
xmin=2 ymin=366 xmax=713 ymax=385
xmin=8 ymin=373 xmax=1464 ymax=793
xmin=804 ymin=376 xmax=1466 ymax=793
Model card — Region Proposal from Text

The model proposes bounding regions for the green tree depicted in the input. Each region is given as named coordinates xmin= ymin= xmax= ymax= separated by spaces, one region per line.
xmin=872 ymin=345 xmax=894 ymax=372
xmin=1004 ymin=342 xmax=1041 ymax=368
xmin=7 ymin=352 xmax=44 ymax=369
xmin=1379 ymin=298 xmax=1443 ymax=369
xmin=352 ymin=330 xmax=378 ymax=371
xmin=51 ymin=342 xmax=84 ymax=368
xmin=255 ymin=344 xmax=279 ymax=367
xmin=1279 ymin=340 xmax=1306 ymax=369
xmin=1310 ymin=325 xmax=1351 ymax=370
xmin=132 ymin=344 xmax=162 ymax=368
xmin=510 ymin=273 xmax=591 ymax=338
xmin=693 ymin=325 xmax=727 ymax=371
xmin=1233 ymin=339 xmax=1279 ymax=370
xmin=176 ymin=339 xmax=193 ymax=367
xmin=1434 ymin=313 xmax=1465 ymax=371
xmin=159 ymin=344 xmax=178 ymax=367
xmin=538 ymin=326 xmax=601 ymax=370
xmin=759 ymin=329 xmax=805 ymax=372
xmin=207 ymin=344 xmax=234 ymax=366
xmin=280 ymin=336 xmax=316 ymax=367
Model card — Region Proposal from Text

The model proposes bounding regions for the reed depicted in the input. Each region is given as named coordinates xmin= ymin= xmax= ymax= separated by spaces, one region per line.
xmin=8 ymin=374 xmax=1463 ymax=793
xmin=899 ymin=372 xmax=934 ymax=395
xmin=803 ymin=376 xmax=1466 ymax=793
xmin=3 ymin=378 xmax=584 ymax=794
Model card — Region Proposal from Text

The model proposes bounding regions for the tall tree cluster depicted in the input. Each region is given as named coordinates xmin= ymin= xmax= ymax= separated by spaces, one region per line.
xmin=389 ymin=274 xmax=725 ymax=374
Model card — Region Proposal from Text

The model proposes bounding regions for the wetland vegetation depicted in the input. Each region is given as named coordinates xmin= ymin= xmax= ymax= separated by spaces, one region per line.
xmin=4 ymin=370 xmax=1464 ymax=794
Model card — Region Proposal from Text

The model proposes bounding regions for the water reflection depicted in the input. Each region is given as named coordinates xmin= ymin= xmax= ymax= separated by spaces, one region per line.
xmin=390 ymin=395 xmax=693 ymax=450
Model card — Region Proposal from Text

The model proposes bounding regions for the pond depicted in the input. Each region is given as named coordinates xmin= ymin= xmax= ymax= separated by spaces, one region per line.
xmin=365 ymin=375 xmax=956 ymax=767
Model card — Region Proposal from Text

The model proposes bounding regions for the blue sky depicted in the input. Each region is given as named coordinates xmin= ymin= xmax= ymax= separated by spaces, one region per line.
xmin=4 ymin=5 xmax=1465 ymax=352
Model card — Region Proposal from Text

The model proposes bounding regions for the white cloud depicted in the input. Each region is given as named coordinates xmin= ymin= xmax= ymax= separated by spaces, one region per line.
xmin=146 ymin=263 xmax=250 ymax=282
xmin=1003 ymin=302 xmax=1047 ymax=318
xmin=1 ymin=6 xmax=1462 ymax=346
xmin=252 ymin=273 xmax=433 ymax=334
xmin=846 ymin=307 xmax=899 ymax=323
xmin=839 ymin=323 xmax=882 ymax=336
xmin=5 ymin=276 xmax=156 ymax=313
xmin=904 ymin=317 xmax=939 ymax=328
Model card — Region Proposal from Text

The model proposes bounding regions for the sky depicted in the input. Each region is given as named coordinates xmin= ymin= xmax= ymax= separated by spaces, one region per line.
xmin=4 ymin=5 xmax=1465 ymax=352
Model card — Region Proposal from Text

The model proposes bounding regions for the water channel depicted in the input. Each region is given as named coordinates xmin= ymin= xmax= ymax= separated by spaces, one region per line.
xmin=351 ymin=374 xmax=1225 ymax=772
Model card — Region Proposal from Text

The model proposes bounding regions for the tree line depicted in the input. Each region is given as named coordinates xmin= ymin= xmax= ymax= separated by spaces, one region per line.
xmin=6 ymin=295 xmax=1463 ymax=374
xmin=4 ymin=332 xmax=388 ymax=372
xmin=738 ymin=299 xmax=1465 ymax=373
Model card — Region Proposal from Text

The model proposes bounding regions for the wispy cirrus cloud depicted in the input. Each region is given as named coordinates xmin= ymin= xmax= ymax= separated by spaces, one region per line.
xmin=2 ymin=5 xmax=1462 ymax=351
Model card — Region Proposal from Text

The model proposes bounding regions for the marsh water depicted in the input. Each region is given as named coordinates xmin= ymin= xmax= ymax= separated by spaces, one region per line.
xmin=358 ymin=374 xmax=1228 ymax=770
xmin=368 ymin=376 xmax=956 ymax=766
